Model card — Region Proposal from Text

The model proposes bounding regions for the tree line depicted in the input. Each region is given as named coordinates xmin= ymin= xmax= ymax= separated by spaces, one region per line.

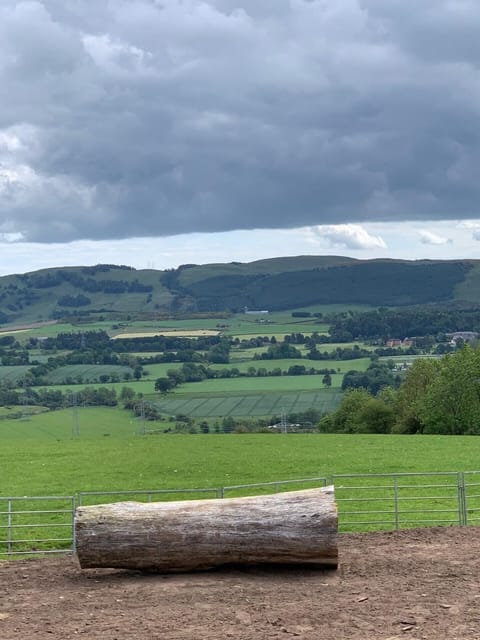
xmin=154 ymin=363 xmax=336 ymax=393
xmin=328 ymin=307 xmax=480 ymax=341
xmin=320 ymin=345 xmax=480 ymax=435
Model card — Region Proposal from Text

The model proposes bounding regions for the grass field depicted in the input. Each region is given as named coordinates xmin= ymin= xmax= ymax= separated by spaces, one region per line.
xmin=44 ymin=364 xmax=133 ymax=384
xmin=2 ymin=408 xmax=480 ymax=551
xmin=2 ymin=409 xmax=480 ymax=498
xmin=210 ymin=357 xmax=371 ymax=374
xmin=151 ymin=390 xmax=342 ymax=418
xmin=175 ymin=375 xmax=341 ymax=394
xmin=0 ymin=366 xmax=31 ymax=383
xmin=112 ymin=330 xmax=220 ymax=339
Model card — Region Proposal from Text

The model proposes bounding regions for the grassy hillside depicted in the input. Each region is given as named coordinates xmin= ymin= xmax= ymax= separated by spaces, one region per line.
xmin=0 ymin=265 xmax=173 ymax=325
xmin=0 ymin=257 xmax=478 ymax=326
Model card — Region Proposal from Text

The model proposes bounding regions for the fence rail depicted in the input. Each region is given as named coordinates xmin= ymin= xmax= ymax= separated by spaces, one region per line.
xmin=2 ymin=471 xmax=480 ymax=559
xmin=0 ymin=496 xmax=75 ymax=557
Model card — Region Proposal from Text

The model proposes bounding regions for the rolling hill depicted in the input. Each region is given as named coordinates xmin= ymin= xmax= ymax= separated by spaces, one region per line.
xmin=0 ymin=257 xmax=479 ymax=325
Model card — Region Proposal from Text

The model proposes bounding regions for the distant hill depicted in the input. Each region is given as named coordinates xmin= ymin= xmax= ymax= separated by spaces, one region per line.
xmin=0 ymin=257 xmax=479 ymax=325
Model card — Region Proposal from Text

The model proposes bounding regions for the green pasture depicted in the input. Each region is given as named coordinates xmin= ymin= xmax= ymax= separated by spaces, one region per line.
xmin=231 ymin=346 xmax=269 ymax=360
xmin=44 ymin=364 xmax=133 ymax=384
xmin=34 ymin=379 xmax=155 ymax=396
xmin=110 ymin=315 xmax=327 ymax=338
xmin=122 ymin=318 xmax=225 ymax=332
xmin=2 ymin=412 xmax=480 ymax=497
xmin=2 ymin=322 xmax=109 ymax=341
xmin=0 ymin=366 xmax=31 ymax=383
xmin=152 ymin=389 xmax=342 ymax=418
xmin=231 ymin=345 xmax=316 ymax=359
xmin=295 ymin=303 xmax=373 ymax=314
xmin=0 ymin=407 xmax=137 ymax=442
xmin=211 ymin=357 xmax=371 ymax=375
xmin=140 ymin=349 xmax=371 ymax=386
xmin=232 ymin=327 xmax=328 ymax=339
xmin=175 ymin=375 xmax=341 ymax=394
xmin=379 ymin=354 xmax=441 ymax=364
xmin=312 ymin=342 xmax=372 ymax=352
xmin=3 ymin=408 xmax=480 ymax=550
xmin=142 ymin=362 xmax=184 ymax=378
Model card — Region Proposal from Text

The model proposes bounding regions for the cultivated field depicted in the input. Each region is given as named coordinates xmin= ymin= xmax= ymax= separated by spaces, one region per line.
xmin=111 ymin=329 xmax=220 ymax=339
xmin=43 ymin=364 xmax=133 ymax=384
xmin=152 ymin=390 xmax=342 ymax=418
xmin=0 ymin=365 xmax=31 ymax=383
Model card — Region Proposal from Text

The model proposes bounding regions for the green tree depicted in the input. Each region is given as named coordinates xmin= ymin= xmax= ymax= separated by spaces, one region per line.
xmin=318 ymin=388 xmax=373 ymax=433
xmin=119 ymin=386 xmax=137 ymax=409
xmin=394 ymin=358 xmax=440 ymax=433
xmin=222 ymin=416 xmax=235 ymax=433
xmin=418 ymin=346 xmax=480 ymax=435
xmin=155 ymin=377 xmax=175 ymax=393
xmin=356 ymin=398 xmax=395 ymax=434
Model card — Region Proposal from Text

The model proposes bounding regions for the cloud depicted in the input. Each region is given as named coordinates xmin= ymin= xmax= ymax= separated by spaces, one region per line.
xmin=419 ymin=230 xmax=452 ymax=245
xmin=307 ymin=224 xmax=387 ymax=250
xmin=457 ymin=220 xmax=480 ymax=241
xmin=2 ymin=1 xmax=480 ymax=243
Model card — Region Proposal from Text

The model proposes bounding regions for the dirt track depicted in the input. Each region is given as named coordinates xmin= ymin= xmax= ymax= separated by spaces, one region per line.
xmin=1 ymin=526 xmax=480 ymax=639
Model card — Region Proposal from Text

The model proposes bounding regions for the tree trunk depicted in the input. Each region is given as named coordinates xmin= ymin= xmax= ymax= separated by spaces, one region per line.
xmin=75 ymin=486 xmax=338 ymax=572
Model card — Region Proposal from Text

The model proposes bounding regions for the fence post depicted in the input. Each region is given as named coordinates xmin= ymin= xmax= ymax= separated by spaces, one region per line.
xmin=458 ymin=472 xmax=466 ymax=526
xmin=71 ymin=496 xmax=77 ymax=553
xmin=394 ymin=476 xmax=399 ymax=530
xmin=7 ymin=499 xmax=12 ymax=556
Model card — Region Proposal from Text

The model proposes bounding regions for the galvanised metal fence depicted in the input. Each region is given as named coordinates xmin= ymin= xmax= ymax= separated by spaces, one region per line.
xmin=77 ymin=487 xmax=221 ymax=506
xmin=221 ymin=476 xmax=328 ymax=498
xmin=0 ymin=496 xmax=75 ymax=557
xmin=3 ymin=471 xmax=480 ymax=559
xmin=333 ymin=472 xmax=465 ymax=531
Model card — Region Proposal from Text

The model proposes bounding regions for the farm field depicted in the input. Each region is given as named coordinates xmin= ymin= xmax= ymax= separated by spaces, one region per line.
xmin=1 ymin=322 xmax=110 ymax=339
xmin=174 ymin=375 xmax=342 ymax=394
xmin=151 ymin=390 xmax=342 ymax=418
xmin=34 ymin=379 xmax=155 ymax=396
xmin=141 ymin=358 xmax=369 ymax=382
xmin=0 ymin=365 xmax=31 ymax=383
xmin=378 ymin=354 xmax=441 ymax=364
xmin=107 ymin=314 xmax=328 ymax=338
xmin=43 ymin=364 xmax=134 ymax=384
xmin=111 ymin=329 xmax=220 ymax=339
xmin=2 ymin=409 xmax=480 ymax=497
xmin=210 ymin=356 xmax=371 ymax=374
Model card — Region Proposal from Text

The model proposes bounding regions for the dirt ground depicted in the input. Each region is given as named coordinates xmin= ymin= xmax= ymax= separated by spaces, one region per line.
xmin=1 ymin=526 xmax=480 ymax=639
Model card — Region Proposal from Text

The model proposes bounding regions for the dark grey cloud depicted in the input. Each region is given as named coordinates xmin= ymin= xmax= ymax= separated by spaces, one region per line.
xmin=1 ymin=0 xmax=480 ymax=243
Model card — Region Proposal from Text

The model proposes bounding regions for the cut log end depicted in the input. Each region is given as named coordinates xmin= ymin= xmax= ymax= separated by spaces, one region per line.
xmin=75 ymin=486 xmax=338 ymax=573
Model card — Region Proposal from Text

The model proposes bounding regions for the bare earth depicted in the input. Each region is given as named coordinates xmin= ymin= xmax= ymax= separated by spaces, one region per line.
xmin=1 ymin=527 xmax=480 ymax=640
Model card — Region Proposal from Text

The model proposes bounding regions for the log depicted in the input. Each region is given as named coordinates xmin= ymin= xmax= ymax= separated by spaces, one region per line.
xmin=75 ymin=486 xmax=338 ymax=572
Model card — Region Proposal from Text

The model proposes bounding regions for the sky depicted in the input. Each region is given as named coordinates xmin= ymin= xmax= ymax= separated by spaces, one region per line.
xmin=1 ymin=0 xmax=480 ymax=276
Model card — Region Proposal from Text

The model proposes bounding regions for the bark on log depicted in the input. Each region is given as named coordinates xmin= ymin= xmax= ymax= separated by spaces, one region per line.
xmin=75 ymin=486 xmax=338 ymax=572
